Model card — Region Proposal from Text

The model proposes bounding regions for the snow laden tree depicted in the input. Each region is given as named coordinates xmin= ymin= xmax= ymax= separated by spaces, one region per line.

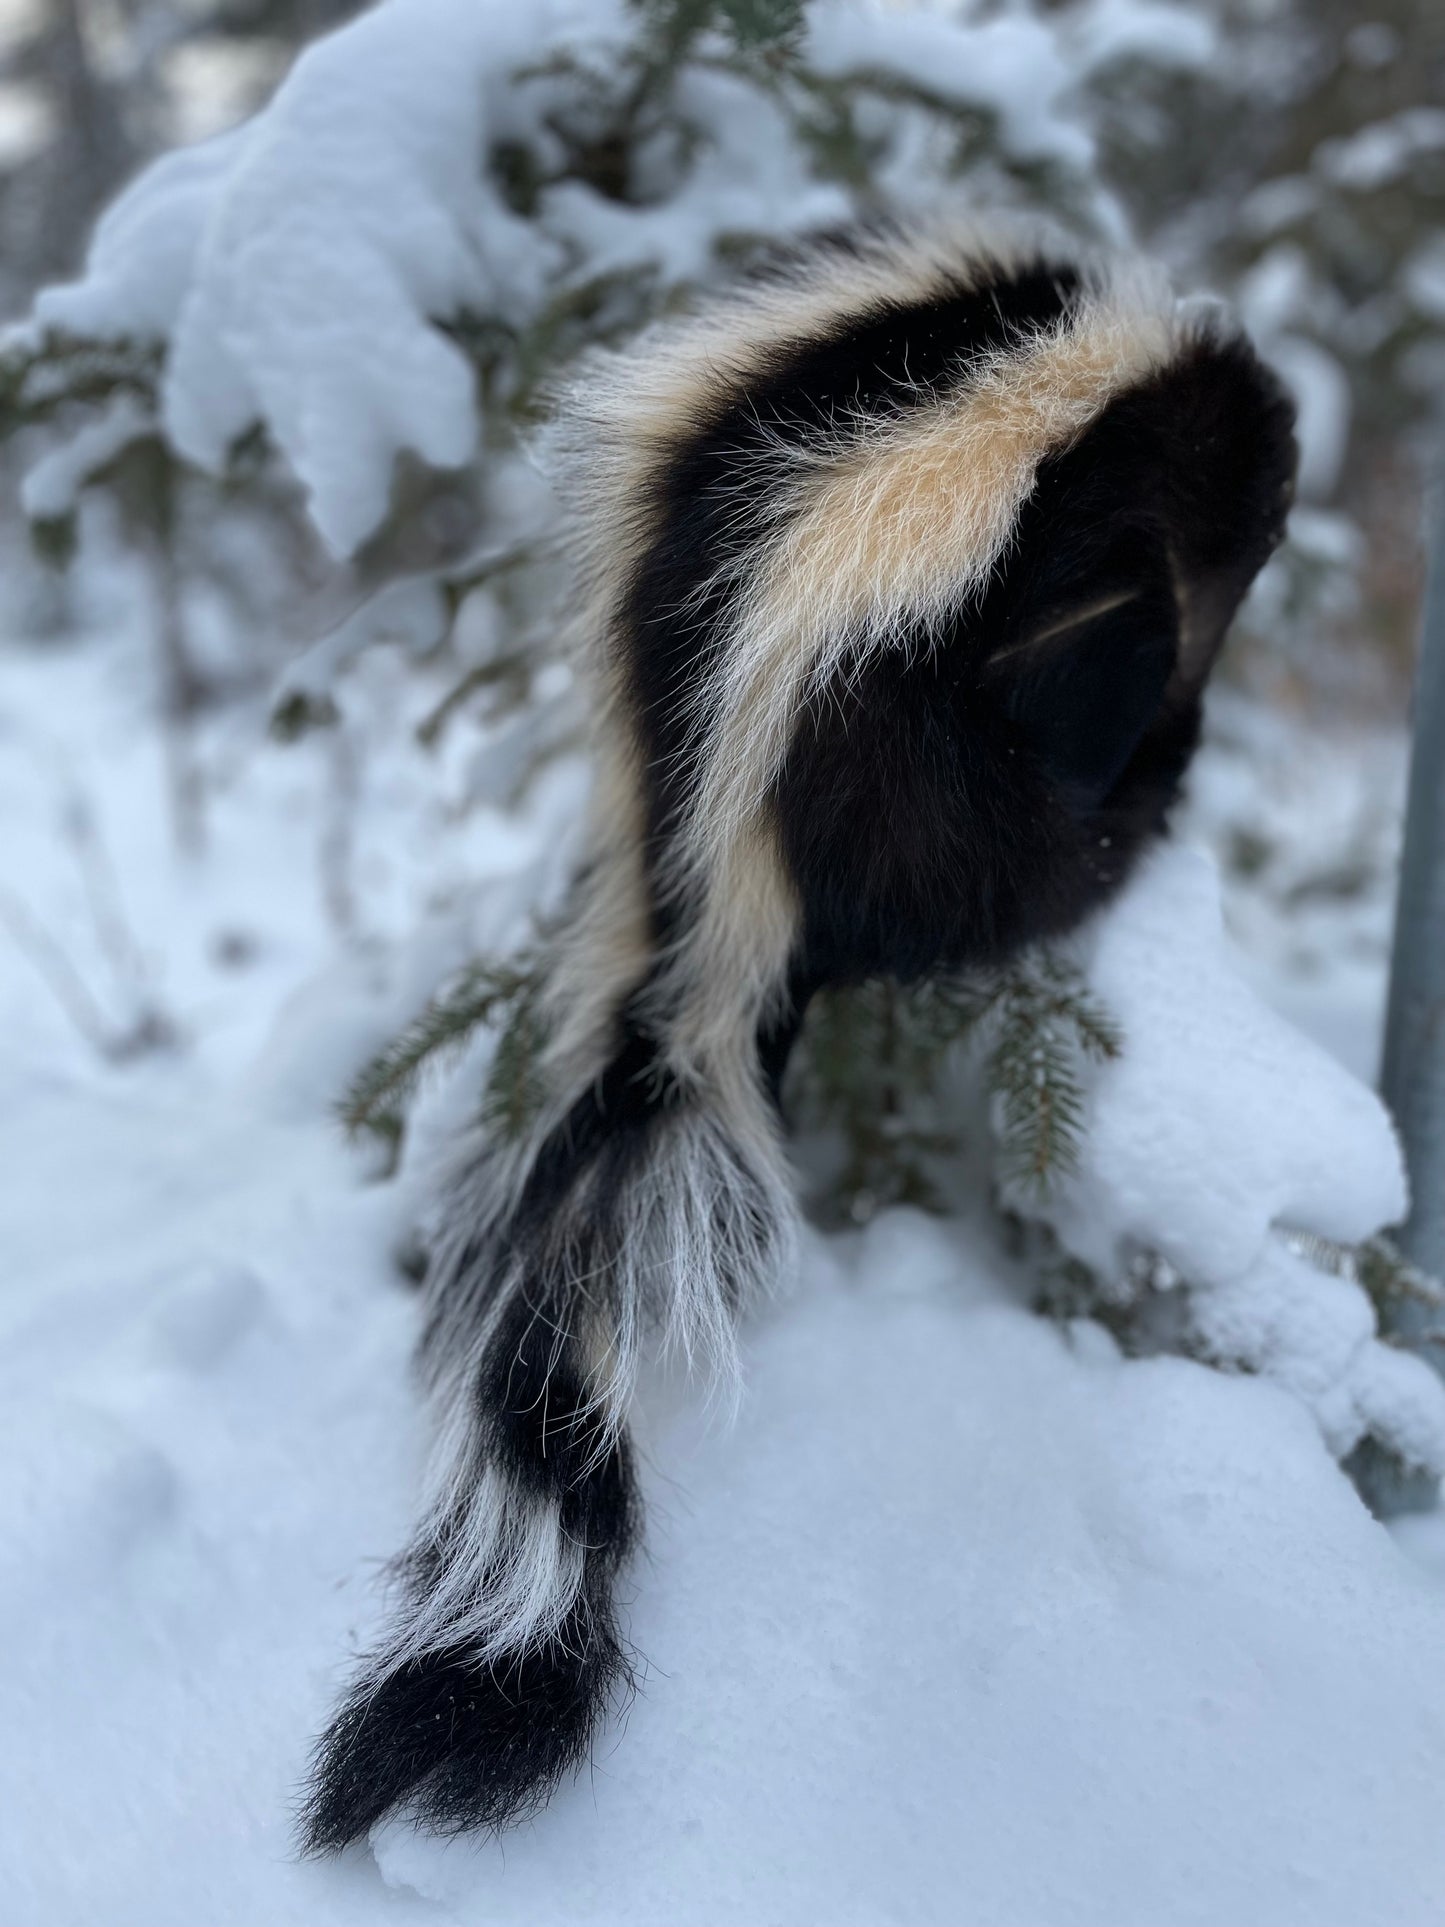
xmin=0 ymin=0 xmax=1107 ymax=839
xmin=0 ymin=0 xmax=366 ymax=313
xmin=4 ymin=0 xmax=1444 ymax=1499
xmin=0 ymin=0 xmax=1160 ymax=1141
xmin=1083 ymin=0 xmax=1445 ymax=695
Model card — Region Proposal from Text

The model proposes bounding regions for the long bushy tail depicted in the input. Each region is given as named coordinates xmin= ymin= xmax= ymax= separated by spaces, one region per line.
xmin=301 ymin=1024 xmax=792 ymax=1850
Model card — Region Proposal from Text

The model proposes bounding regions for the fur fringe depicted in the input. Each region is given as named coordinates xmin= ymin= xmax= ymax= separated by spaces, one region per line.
xmin=302 ymin=211 xmax=1296 ymax=1849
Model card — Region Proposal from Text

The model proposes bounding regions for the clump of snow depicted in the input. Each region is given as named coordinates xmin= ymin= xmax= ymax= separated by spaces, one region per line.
xmin=1235 ymin=247 xmax=1352 ymax=500
xmin=806 ymin=6 xmax=1090 ymax=167
xmin=1315 ymin=106 xmax=1445 ymax=193
xmin=1063 ymin=842 xmax=1406 ymax=1276
xmin=35 ymin=0 xmax=631 ymax=552
xmin=1177 ymin=690 xmax=1404 ymax=1074
xmin=18 ymin=395 xmax=154 ymax=521
xmin=1240 ymin=173 xmax=1319 ymax=239
xmin=1406 ymin=235 xmax=1445 ymax=321
xmin=271 ymin=575 xmax=452 ymax=720
xmin=20 ymin=0 xmax=1131 ymax=557
xmin=1065 ymin=0 xmax=1216 ymax=76
xmin=1261 ymin=334 xmax=1352 ymax=499
xmin=1190 ymin=1243 xmax=1445 ymax=1472
xmin=1043 ymin=841 xmax=1445 ymax=1478
xmin=15 ymin=128 xmax=249 ymax=346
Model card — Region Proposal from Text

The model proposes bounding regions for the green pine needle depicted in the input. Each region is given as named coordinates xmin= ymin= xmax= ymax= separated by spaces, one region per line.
xmin=786 ymin=949 xmax=1123 ymax=1222
xmin=338 ymin=958 xmax=542 ymax=1145
xmin=984 ymin=958 xmax=1122 ymax=1196
xmin=481 ymin=969 xmax=548 ymax=1140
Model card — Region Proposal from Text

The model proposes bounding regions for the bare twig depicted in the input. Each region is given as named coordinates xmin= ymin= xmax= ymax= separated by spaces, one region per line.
xmin=0 ymin=883 xmax=176 ymax=1060
xmin=61 ymin=789 xmax=150 ymax=992
xmin=151 ymin=537 xmax=207 ymax=857
xmin=320 ymin=721 xmax=361 ymax=937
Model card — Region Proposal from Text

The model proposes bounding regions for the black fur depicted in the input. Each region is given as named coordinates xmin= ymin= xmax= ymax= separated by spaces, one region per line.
xmin=303 ymin=1556 xmax=638 ymax=1850
xmin=619 ymin=252 xmax=1084 ymax=937
xmin=303 ymin=1020 xmax=766 ymax=1848
xmin=304 ymin=1262 xmax=644 ymax=1847
xmin=302 ymin=230 xmax=1296 ymax=1856
xmin=773 ymin=333 xmax=1296 ymax=992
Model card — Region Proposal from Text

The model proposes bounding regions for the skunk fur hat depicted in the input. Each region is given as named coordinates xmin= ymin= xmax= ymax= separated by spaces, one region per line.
xmin=303 ymin=217 xmax=1297 ymax=1849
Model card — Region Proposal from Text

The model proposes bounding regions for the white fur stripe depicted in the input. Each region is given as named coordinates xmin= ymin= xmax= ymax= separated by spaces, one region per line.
xmin=389 ymin=217 xmax=1210 ymax=1683
xmin=379 ymin=1059 xmax=797 ymax=1675
xmin=685 ymin=288 xmax=1180 ymax=882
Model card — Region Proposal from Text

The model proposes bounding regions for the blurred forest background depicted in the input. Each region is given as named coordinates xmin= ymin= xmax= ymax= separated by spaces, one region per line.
xmin=0 ymin=0 xmax=1441 ymax=1217
xmin=2 ymin=0 xmax=1440 ymax=697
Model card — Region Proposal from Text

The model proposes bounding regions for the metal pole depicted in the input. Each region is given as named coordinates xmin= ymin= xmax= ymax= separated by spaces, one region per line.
xmin=1382 ymin=457 xmax=1445 ymax=1296
xmin=1351 ymin=462 xmax=1445 ymax=1517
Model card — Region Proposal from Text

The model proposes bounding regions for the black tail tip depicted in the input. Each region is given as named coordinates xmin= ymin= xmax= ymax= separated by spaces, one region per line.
xmin=299 ymin=1622 xmax=635 ymax=1855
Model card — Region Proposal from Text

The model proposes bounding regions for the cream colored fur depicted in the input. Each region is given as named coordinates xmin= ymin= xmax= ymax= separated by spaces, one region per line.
xmin=392 ymin=218 xmax=1210 ymax=1680
xmin=547 ymin=219 xmax=1190 ymax=1083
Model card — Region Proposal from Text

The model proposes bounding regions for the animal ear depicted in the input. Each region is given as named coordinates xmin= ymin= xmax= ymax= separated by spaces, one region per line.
xmin=988 ymin=571 xmax=1180 ymax=807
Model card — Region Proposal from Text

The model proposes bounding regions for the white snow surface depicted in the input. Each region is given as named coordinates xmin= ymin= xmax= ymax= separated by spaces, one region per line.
xmin=5 ymin=542 xmax=1445 ymax=1925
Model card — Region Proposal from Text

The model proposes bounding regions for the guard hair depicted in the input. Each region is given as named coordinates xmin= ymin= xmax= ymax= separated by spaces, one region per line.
xmin=303 ymin=212 xmax=1297 ymax=1851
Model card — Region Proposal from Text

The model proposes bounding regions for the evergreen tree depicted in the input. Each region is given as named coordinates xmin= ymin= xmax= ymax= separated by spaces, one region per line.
xmin=4 ymin=0 xmax=1441 ymax=1485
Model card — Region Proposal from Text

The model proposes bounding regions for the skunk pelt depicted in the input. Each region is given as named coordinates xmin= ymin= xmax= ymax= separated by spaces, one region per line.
xmin=302 ymin=216 xmax=1296 ymax=1851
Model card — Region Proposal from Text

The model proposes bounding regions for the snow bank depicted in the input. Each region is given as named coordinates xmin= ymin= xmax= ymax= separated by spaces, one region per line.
xmin=1064 ymin=842 xmax=1406 ymax=1276
xmin=1049 ymin=841 xmax=1445 ymax=1476
xmin=7 ymin=1095 xmax=1445 ymax=1927
xmin=4 ymin=589 xmax=1445 ymax=1925
xmin=369 ymin=1252 xmax=1445 ymax=1925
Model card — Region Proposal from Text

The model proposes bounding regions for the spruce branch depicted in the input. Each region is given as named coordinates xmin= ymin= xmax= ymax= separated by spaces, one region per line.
xmin=984 ymin=955 xmax=1122 ymax=1196
xmin=339 ymin=957 xmax=543 ymax=1144
xmin=786 ymin=949 xmax=1121 ymax=1223
xmin=482 ymin=970 xmax=548 ymax=1141
xmin=1354 ymin=1233 xmax=1445 ymax=1317
xmin=414 ymin=646 xmax=537 ymax=748
xmin=0 ymin=331 xmax=162 ymax=444
xmin=786 ymin=975 xmax=975 ymax=1221
xmin=634 ymin=0 xmax=806 ymax=64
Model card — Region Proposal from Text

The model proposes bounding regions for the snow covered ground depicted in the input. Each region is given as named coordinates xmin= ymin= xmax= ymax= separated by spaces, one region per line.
xmin=4 ymin=540 xmax=1445 ymax=1927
